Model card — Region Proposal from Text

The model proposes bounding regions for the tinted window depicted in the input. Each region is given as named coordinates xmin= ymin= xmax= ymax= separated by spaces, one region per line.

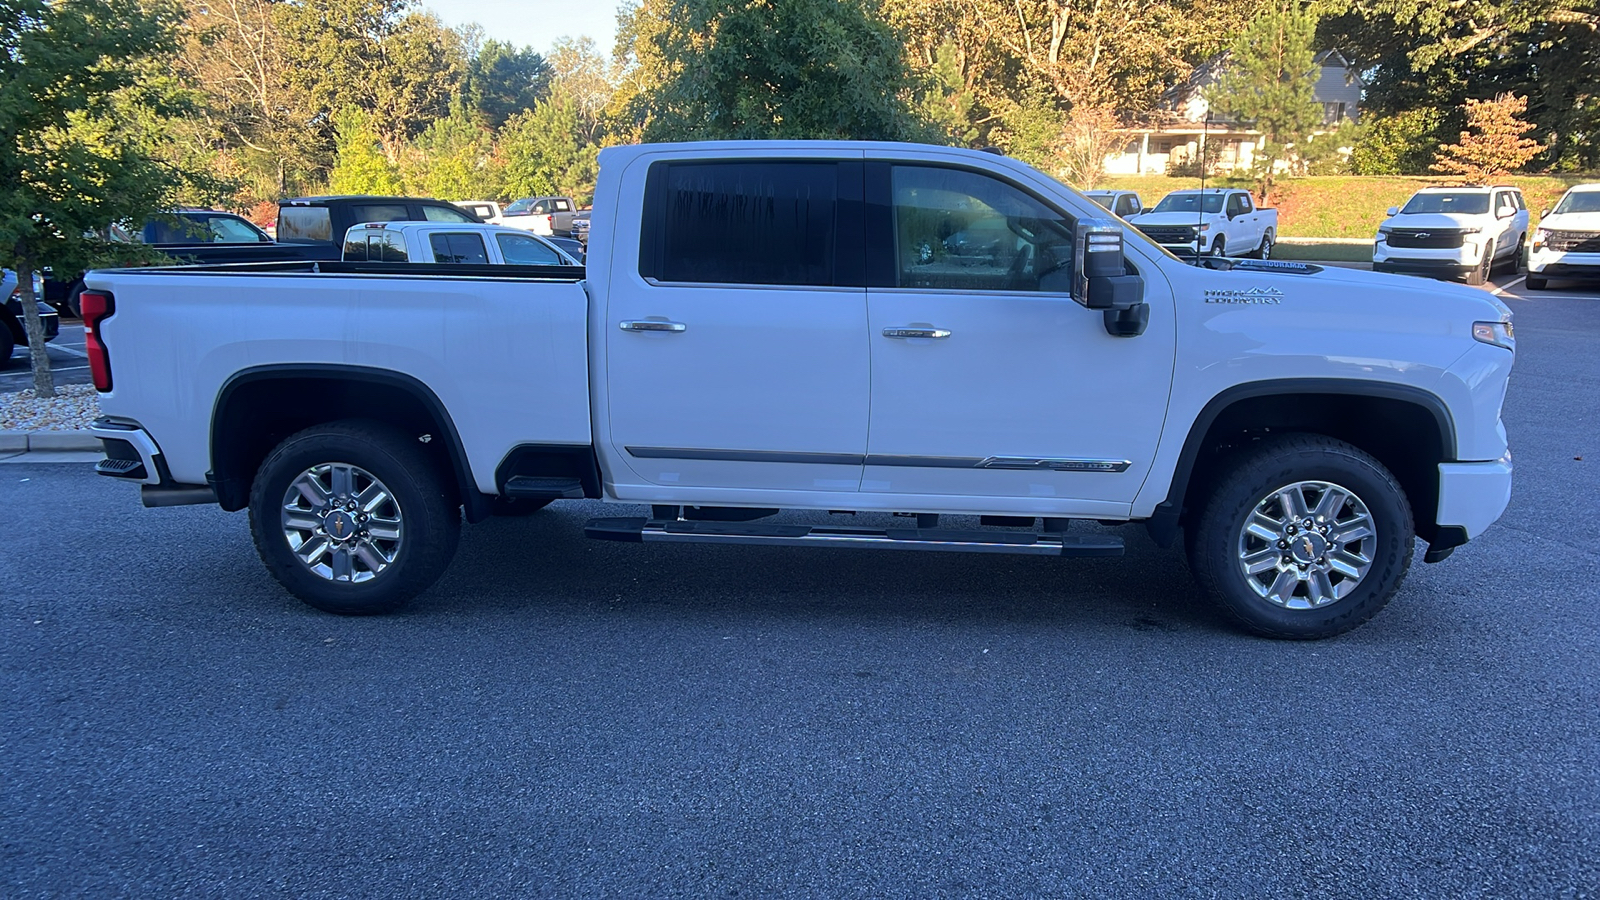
xmin=1401 ymin=192 xmax=1490 ymax=215
xmin=496 ymin=233 xmax=562 ymax=265
xmin=429 ymin=232 xmax=489 ymax=264
xmin=1116 ymin=195 xmax=1139 ymax=216
xmin=343 ymin=232 xmax=368 ymax=260
xmin=653 ymin=162 xmax=837 ymax=286
xmin=350 ymin=204 xmax=410 ymax=224
xmin=1153 ymin=193 xmax=1225 ymax=214
xmin=891 ymin=165 xmax=1074 ymax=293
xmin=423 ymin=205 xmax=477 ymax=223
xmin=278 ymin=207 xmax=333 ymax=243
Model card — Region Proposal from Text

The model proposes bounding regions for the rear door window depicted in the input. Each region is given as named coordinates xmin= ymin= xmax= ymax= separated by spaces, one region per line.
xmin=350 ymin=204 xmax=410 ymax=224
xmin=370 ymin=232 xmax=407 ymax=262
xmin=643 ymin=161 xmax=839 ymax=286
xmin=423 ymin=205 xmax=477 ymax=223
xmin=429 ymin=232 xmax=490 ymax=264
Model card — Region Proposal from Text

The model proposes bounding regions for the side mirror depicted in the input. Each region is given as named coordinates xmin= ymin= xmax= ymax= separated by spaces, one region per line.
xmin=1386 ymin=206 xmax=1399 ymax=217
xmin=1072 ymin=218 xmax=1148 ymax=337
xmin=1540 ymin=208 xmax=1550 ymax=218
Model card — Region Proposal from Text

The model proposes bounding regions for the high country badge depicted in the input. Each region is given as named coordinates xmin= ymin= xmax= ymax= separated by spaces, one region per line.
xmin=1204 ymin=286 xmax=1284 ymax=304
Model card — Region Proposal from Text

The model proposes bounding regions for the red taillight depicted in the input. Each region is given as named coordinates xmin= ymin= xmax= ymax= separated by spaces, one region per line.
xmin=80 ymin=291 xmax=114 ymax=391
xmin=539 ymin=214 xmax=553 ymax=229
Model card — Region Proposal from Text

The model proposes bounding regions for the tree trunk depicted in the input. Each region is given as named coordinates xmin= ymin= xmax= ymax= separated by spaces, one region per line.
xmin=14 ymin=257 xmax=56 ymax=398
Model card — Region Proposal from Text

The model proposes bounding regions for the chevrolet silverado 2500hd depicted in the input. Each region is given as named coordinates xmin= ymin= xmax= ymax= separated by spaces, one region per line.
xmin=82 ymin=141 xmax=1515 ymax=639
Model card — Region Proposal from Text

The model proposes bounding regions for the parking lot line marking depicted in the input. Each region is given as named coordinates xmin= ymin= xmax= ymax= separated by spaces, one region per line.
xmin=1490 ymin=276 xmax=1526 ymax=296
xmin=51 ymin=345 xmax=89 ymax=359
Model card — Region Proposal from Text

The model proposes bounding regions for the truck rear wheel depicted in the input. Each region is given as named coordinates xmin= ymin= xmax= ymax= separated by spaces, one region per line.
xmin=1187 ymin=434 xmax=1414 ymax=639
xmin=248 ymin=420 xmax=460 ymax=615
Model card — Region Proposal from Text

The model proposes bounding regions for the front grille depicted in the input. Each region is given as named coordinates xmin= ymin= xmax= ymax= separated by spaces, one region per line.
xmin=1547 ymin=230 xmax=1600 ymax=253
xmin=1386 ymin=229 xmax=1466 ymax=249
xmin=1136 ymin=226 xmax=1196 ymax=244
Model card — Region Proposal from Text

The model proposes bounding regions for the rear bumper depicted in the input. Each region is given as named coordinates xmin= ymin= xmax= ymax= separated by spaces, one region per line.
xmin=91 ymin=417 xmax=217 ymax=506
xmin=1436 ymin=453 xmax=1513 ymax=541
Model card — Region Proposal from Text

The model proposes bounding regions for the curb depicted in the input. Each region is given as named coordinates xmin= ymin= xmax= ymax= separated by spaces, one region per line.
xmin=0 ymin=430 xmax=102 ymax=453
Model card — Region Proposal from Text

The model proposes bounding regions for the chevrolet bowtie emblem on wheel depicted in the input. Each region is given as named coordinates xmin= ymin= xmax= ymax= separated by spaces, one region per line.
xmin=1203 ymin=286 xmax=1284 ymax=304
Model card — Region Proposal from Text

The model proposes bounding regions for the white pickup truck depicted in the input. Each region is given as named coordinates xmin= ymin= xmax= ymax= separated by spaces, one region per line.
xmin=81 ymin=141 xmax=1515 ymax=639
xmin=341 ymin=222 xmax=580 ymax=266
xmin=1132 ymin=188 xmax=1278 ymax=259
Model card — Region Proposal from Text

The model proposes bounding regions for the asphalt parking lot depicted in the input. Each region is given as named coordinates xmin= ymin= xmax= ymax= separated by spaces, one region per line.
xmin=1 ymin=321 xmax=88 ymax=393
xmin=2 ymin=277 xmax=1596 ymax=897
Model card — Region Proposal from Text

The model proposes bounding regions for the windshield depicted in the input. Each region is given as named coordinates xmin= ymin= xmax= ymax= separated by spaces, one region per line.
xmin=1400 ymin=192 xmax=1489 ymax=215
xmin=1152 ymin=193 xmax=1225 ymax=214
xmin=1553 ymin=191 xmax=1600 ymax=215
xmin=504 ymin=198 xmax=536 ymax=214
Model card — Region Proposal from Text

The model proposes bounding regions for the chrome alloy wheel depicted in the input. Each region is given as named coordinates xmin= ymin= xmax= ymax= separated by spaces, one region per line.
xmin=280 ymin=463 xmax=403 ymax=583
xmin=1236 ymin=480 xmax=1377 ymax=609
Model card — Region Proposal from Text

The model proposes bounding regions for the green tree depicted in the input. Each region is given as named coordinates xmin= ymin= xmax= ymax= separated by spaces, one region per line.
xmin=329 ymin=107 xmax=402 ymax=194
xmin=466 ymin=39 xmax=548 ymax=129
xmin=1 ymin=0 xmax=201 ymax=396
xmin=614 ymin=0 xmax=930 ymax=142
xmin=1348 ymin=107 xmax=1443 ymax=174
xmin=1208 ymin=0 xmax=1324 ymax=197
xmin=402 ymin=100 xmax=498 ymax=199
xmin=498 ymin=91 xmax=599 ymax=202
xmin=1432 ymin=93 xmax=1546 ymax=180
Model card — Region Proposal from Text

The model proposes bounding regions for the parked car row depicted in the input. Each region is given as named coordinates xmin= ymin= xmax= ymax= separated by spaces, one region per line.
xmin=1093 ymin=181 xmax=1600 ymax=289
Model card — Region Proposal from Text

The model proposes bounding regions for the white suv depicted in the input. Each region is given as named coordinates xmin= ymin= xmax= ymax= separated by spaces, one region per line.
xmin=1527 ymin=183 xmax=1600 ymax=290
xmin=1374 ymin=186 xmax=1529 ymax=285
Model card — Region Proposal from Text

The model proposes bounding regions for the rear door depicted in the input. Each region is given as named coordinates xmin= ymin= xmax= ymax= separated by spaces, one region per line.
xmin=604 ymin=156 xmax=870 ymax=493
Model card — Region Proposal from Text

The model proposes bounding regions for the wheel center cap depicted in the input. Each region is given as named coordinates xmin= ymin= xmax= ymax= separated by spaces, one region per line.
xmin=324 ymin=510 xmax=357 ymax=541
xmin=1289 ymin=532 xmax=1328 ymax=564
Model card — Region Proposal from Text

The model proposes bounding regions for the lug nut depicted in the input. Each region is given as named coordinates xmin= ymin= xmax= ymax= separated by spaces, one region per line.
xmin=1287 ymin=525 xmax=1297 ymax=535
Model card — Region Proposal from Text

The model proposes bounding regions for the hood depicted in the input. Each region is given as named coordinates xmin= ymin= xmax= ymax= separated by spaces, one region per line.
xmin=1132 ymin=211 xmax=1218 ymax=227
xmin=1381 ymin=212 xmax=1481 ymax=232
xmin=1539 ymin=210 xmax=1600 ymax=232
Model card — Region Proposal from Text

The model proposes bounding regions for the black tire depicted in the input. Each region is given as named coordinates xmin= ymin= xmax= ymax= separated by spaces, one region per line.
xmin=1256 ymin=232 xmax=1274 ymax=259
xmin=1211 ymin=238 xmax=1227 ymax=258
xmin=1187 ymin=434 xmax=1414 ymax=639
xmin=0 ymin=323 xmax=14 ymax=370
xmin=1465 ymin=241 xmax=1492 ymax=285
xmin=1525 ymin=275 xmax=1547 ymax=290
xmin=65 ymin=281 xmax=86 ymax=319
xmin=249 ymin=420 xmax=461 ymax=615
xmin=491 ymin=496 xmax=553 ymax=516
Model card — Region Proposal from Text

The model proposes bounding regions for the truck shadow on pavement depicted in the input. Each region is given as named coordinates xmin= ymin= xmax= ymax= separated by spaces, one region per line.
xmin=417 ymin=503 xmax=1229 ymax=636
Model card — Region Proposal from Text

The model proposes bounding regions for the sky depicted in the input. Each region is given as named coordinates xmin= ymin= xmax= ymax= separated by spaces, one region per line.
xmin=422 ymin=0 xmax=624 ymax=55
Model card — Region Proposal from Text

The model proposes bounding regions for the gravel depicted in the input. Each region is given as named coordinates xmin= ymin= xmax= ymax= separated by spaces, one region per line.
xmin=0 ymin=383 xmax=100 ymax=431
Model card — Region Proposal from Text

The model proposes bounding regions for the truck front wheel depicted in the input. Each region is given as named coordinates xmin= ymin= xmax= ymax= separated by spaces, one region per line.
xmin=248 ymin=420 xmax=461 ymax=615
xmin=1187 ymin=435 xmax=1414 ymax=639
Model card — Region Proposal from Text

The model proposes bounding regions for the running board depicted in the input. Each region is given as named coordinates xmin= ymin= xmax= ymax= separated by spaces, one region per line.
xmin=503 ymin=475 xmax=586 ymax=500
xmin=583 ymin=517 xmax=1124 ymax=558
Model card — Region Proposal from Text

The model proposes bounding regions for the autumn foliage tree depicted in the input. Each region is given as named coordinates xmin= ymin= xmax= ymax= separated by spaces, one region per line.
xmin=1431 ymin=93 xmax=1546 ymax=181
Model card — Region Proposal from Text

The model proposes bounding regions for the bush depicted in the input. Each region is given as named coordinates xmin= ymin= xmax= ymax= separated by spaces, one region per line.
xmin=1349 ymin=109 xmax=1445 ymax=175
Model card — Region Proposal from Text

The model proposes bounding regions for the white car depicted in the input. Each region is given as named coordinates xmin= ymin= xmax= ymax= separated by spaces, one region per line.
xmin=1527 ymin=183 xmax=1600 ymax=290
xmin=1083 ymin=190 xmax=1145 ymax=219
xmin=341 ymin=222 xmax=580 ymax=266
xmin=85 ymin=140 xmax=1514 ymax=639
xmin=1374 ymin=185 xmax=1529 ymax=285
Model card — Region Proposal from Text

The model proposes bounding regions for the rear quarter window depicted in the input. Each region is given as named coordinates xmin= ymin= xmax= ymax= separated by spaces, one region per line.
xmin=277 ymin=207 xmax=333 ymax=243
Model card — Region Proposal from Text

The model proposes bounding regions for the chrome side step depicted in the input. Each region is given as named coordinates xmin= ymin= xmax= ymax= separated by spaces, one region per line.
xmin=583 ymin=517 xmax=1124 ymax=558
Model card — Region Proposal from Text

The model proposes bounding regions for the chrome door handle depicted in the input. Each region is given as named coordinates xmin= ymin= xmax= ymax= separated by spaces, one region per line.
xmin=619 ymin=320 xmax=686 ymax=333
xmin=882 ymin=327 xmax=951 ymax=339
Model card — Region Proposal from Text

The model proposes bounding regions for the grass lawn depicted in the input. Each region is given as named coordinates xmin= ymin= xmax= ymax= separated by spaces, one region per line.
xmin=1096 ymin=174 xmax=1595 ymax=239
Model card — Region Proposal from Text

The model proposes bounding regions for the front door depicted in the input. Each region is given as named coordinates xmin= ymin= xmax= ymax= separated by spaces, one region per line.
xmin=861 ymin=161 xmax=1175 ymax=513
xmin=606 ymin=158 xmax=869 ymax=494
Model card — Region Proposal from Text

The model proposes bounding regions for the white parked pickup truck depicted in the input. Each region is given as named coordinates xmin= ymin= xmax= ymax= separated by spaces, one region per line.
xmin=1526 ymin=183 xmax=1600 ymax=290
xmin=1132 ymin=188 xmax=1278 ymax=259
xmin=342 ymin=222 xmax=580 ymax=266
xmin=81 ymin=141 xmax=1515 ymax=639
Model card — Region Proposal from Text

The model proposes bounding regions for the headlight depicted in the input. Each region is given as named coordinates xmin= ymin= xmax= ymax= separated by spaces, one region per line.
xmin=1198 ymin=223 xmax=1211 ymax=232
xmin=1460 ymin=225 xmax=1483 ymax=234
xmin=1377 ymin=224 xmax=1394 ymax=235
xmin=1533 ymin=228 xmax=1550 ymax=248
xmin=1473 ymin=320 xmax=1514 ymax=350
